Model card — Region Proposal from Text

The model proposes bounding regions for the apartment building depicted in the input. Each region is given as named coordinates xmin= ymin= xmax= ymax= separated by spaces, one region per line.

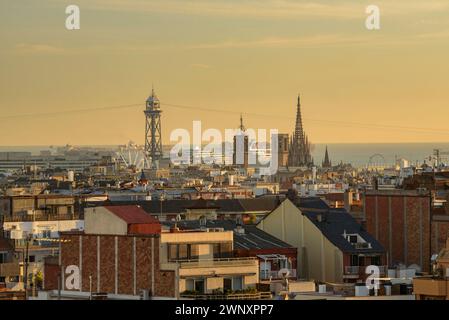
xmin=363 ymin=190 xmax=432 ymax=272
xmin=162 ymin=219 xmax=297 ymax=282
xmin=257 ymin=197 xmax=386 ymax=283
xmin=44 ymin=205 xmax=261 ymax=300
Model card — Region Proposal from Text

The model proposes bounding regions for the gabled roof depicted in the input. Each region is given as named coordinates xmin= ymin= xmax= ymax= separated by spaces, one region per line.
xmin=258 ymin=197 xmax=384 ymax=254
xmin=301 ymin=206 xmax=385 ymax=254
xmin=103 ymin=205 xmax=159 ymax=224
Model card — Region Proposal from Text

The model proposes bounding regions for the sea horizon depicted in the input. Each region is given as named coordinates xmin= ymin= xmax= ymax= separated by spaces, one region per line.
xmin=2 ymin=142 xmax=449 ymax=168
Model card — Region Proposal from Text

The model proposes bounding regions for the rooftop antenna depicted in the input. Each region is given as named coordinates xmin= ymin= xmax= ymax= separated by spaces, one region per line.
xmin=239 ymin=114 xmax=245 ymax=132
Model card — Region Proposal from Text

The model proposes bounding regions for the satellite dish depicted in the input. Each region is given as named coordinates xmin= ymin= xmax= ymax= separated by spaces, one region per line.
xmin=278 ymin=268 xmax=290 ymax=278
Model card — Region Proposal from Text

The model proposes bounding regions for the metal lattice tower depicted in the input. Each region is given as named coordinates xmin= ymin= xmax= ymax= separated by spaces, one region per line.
xmin=144 ymin=88 xmax=163 ymax=168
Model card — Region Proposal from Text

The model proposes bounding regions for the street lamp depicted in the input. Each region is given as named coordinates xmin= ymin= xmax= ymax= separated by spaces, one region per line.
xmin=159 ymin=191 xmax=166 ymax=221
xmin=23 ymin=233 xmax=33 ymax=300
xmin=89 ymin=275 xmax=92 ymax=300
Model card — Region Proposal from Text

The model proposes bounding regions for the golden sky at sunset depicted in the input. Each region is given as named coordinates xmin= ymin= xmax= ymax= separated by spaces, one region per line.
xmin=1 ymin=0 xmax=449 ymax=145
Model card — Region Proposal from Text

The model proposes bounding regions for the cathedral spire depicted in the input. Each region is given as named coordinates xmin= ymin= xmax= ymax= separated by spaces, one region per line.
xmin=322 ymin=146 xmax=332 ymax=168
xmin=288 ymin=93 xmax=312 ymax=167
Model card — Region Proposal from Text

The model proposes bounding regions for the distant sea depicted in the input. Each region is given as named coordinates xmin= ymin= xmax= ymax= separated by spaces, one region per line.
xmin=1 ymin=143 xmax=449 ymax=168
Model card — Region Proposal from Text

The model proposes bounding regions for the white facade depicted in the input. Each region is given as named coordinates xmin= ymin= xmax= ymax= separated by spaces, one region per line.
xmin=3 ymin=219 xmax=84 ymax=239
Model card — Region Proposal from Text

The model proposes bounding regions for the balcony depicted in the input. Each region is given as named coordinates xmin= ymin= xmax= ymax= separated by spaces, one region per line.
xmin=178 ymin=257 xmax=258 ymax=269
xmin=180 ymin=291 xmax=272 ymax=300
xmin=260 ymin=269 xmax=297 ymax=280
xmin=344 ymin=265 xmax=387 ymax=276
xmin=2 ymin=213 xmax=81 ymax=222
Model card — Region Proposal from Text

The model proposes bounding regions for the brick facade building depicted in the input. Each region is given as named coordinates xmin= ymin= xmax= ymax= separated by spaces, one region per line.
xmin=58 ymin=232 xmax=175 ymax=297
xmin=364 ymin=190 xmax=432 ymax=272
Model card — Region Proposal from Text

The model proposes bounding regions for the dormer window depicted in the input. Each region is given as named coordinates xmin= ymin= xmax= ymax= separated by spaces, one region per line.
xmin=343 ymin=232 xmax=372 ymax=249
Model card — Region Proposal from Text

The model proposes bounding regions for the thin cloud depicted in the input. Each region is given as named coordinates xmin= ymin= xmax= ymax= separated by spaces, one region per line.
xmin=15 ymin=43 xmax=66 ymax=54
xmin=76 ymin=0 xmax=449 ymax=20
xmin=186 ymin=34 xmax=376 ymax=50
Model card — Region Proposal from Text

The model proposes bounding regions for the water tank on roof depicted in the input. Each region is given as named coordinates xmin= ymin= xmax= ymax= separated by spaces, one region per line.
xmin=355 ymin=283 xmax=369 ymax=297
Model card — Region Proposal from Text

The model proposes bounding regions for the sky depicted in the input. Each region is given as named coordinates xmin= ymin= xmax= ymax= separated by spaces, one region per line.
xmin=1 ymin=0 xmax=449 ymax=146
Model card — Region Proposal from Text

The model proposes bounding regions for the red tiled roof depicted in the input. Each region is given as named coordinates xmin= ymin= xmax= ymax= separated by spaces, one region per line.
xmin=104 ymin=205 xmax=159 ymax=224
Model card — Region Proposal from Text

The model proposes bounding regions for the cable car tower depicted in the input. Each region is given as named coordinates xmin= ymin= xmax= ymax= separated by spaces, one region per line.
xmin=144 ymin=87 xmax=163 ymax=169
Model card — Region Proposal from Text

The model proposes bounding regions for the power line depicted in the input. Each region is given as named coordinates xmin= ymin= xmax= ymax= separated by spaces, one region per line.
xmin=0 ymin=103 xmax=142 ymax=119
xmin=1 ymin=100 xmax=449 ymax=136
xmin=161 ymin=102 xmax=449 ymax=136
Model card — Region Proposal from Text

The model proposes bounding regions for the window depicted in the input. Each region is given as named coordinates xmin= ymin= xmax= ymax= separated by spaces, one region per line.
xmin=358 ymin=256 xmax=365 ymax=266
xmin=348 ymin=235 xmax=358 ymax=243
xmin=350 ymin=255 xmax=359 ymax=266
xmin=194 ymin=280 xmax=205 ymax=294
xmin=186 ymin=279 xmax=194 ymax=291
xmin=213 ymin=243 xmax=221 ymax=259
xmin=224 ymin=278 xmax=232 ymax=292
xmin=185 ymin=278 xmax=205 ymax=293
xmin=0 ymin=252 xmax=7 ymax=263
xmin=220 ymin=243 xmax=232 ymax=258
xmin=178 ymin=244 xmax=188 ymax=260
xmin=168 ymin=244 xmax=177 ymax=261
xmin=28 ymin=255 xmax=36 ymax=263
xmin=168 ymin=244 xmax=197 ymax=261
xmin=371 ymin=256 xmax=381 ymax=266
xmin=0 ymin=276 xmax=5 ymax=283
xmin=42 ymin=230 xmax=51 ymax=238
xmin=190 ymin=244 xmax=199 ymax=260
xmin=232 ymin=277 xmax=243 ymax=291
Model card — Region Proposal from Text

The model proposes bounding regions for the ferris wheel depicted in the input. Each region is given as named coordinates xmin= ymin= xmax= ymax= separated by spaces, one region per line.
xmin=117 ymin=141 xmax=150 ymax=170
xmin=367 ymin=153 xmax=386 ymax=170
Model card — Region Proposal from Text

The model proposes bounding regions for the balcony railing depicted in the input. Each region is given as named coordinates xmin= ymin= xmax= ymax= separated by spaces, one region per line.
xmin=180 ymin=292 xmax=272 ymax=300
xmin=3 ymin=213 xmax=81 ymax=222
xmin=260 ymin=269 xmax=297 ymax=280
xmin=344 ymin=265 xmax=387 ymax=275
xmin=178 ymin=257 xmax=258 ymax=268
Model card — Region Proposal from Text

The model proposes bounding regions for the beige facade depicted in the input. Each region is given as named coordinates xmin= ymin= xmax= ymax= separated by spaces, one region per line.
xmin=257 ymin=199 xmax=343 ymax=283
xmin=160 ymin=230 xmax=259 ymax=295
xmin=84 ymin=207 xmax=128 ymax=235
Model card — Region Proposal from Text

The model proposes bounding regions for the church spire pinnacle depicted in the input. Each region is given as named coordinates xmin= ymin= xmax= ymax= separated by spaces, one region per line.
xmin=239 ymin=114 xmax=246 ymax=132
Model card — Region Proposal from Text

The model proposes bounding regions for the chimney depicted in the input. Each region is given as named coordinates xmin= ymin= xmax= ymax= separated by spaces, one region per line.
xmin=344 ymin=189 xmax=353 ymax=212
xmin=286 ymin=188 xmax=299 ymax=204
